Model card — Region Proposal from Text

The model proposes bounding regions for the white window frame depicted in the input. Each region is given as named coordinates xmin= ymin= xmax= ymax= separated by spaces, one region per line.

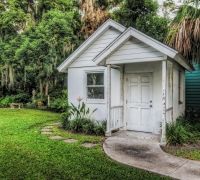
xmin=85 ymin=70 xmax=105 ymax=104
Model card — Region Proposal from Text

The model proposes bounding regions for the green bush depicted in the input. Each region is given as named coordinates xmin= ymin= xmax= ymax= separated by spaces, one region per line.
xmin=0 ymin=96 xmax=14 ymax=107
xmin=93 ymin=121 xmax=106 ymax=136
xmin=14 ymin=93 xmax=31 ymax=103
xmin=61 ymin=101 xmax=106 ymax=136
xmin=65 ymin=117 xmax=106 ymax=136
xmin=165 ymin=115 xmax=200 ymax=146
xmin=166 ymin=121 xmax=192 ymax=145
xmin=49 ymin=90 xmax=68 ymax=112
xmin=61 ymin=112 xmax=70 ymax=129
xmin=69 ymin=101 xmax=97 ymax=120
xmin=82 ymin=119 xmax=95 ymax=135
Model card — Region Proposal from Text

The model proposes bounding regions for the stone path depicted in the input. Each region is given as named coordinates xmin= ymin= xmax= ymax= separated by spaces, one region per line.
xmin=103 ymin=131 xmax=200 ymax=180
xmin=40 ymin=122 xmax=97 ymax=148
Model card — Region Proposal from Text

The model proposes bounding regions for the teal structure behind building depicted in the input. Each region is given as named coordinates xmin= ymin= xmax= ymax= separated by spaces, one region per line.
xmin=186 ymin=64 xmax=200 ymax=108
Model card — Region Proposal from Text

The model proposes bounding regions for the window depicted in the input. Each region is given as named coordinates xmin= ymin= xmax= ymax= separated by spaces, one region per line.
xmin=86 ymin=72 xmax=104 ymax=99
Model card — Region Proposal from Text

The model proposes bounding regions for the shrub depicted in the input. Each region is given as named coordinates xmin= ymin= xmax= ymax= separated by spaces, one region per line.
xmin=82 ymin=119 xmax=95 ymax=135
xmin=93 ymin=121 xmax=106 ymax=136
xmin=61 ymin=101 xmax=106 ymax=136
xmin=61 ymin=112 xmax=70 ymax=129
xmin=69 ymin=101 xmax=97 ymax=120
xmin=0 ymin=96 xmax=14 ymax=107
xmin=49 ymin=90 xmax=68 ymax=112
xmin=13 ymin=93 xmax=31 ymax=103
xmin=166 ymin=122 xmax=190 ymax=145
xmin=66 ymin=117 xmax=105 ymax=136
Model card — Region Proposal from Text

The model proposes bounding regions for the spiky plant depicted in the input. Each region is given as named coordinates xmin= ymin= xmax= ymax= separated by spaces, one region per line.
xmin=166 ymin=1 xmax=200 ymax=64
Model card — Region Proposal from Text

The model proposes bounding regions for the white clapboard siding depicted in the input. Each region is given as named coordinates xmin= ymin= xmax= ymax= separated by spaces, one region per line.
xmin=70 ymin=28 xmax=121 ymax=67
xmin=107 ymin=38 xmax=165 ymax=64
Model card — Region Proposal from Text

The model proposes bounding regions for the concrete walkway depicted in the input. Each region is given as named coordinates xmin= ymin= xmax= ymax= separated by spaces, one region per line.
xmin=103 ymin=131 xmax=200 ymax=180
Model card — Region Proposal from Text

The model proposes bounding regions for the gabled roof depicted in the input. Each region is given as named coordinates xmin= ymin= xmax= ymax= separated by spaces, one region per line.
xmin=93 ymin=27 xmax=193 ymax=71
xmin=57 ymin=19 xmax=126 ymax=72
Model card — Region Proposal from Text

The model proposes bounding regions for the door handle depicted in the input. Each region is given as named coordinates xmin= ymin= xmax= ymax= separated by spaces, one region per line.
xmin=149 ymin=105 xmax=153 ymax=108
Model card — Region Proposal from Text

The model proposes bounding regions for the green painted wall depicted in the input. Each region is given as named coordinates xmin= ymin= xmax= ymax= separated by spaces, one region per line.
xmin=186 ymin=64 xmax=200 ymax=108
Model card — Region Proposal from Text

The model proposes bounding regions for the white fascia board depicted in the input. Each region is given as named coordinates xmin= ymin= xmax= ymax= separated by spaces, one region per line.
xmin=129 ymin=28 xmax=177 ymax=58
xmin=57 ymin=19 xmax=126 ymax=72
xmin=94 ymin=27 xmax=193 ymax=71
xmin=174 ymin=54 xmax=193 ymax=71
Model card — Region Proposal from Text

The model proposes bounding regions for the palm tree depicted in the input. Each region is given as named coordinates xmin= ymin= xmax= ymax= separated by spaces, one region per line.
xmin=166 ymin=0 xmax=200 ymax=64
xmin=79 ymin=0 xmax=109 ymax=38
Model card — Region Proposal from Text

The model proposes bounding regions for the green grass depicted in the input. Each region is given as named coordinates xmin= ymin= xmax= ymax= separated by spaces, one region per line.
xmin=163 ymin=145 xmax=200 ymax=161
xmin=0 ymin=109 xmax=170 ymax=179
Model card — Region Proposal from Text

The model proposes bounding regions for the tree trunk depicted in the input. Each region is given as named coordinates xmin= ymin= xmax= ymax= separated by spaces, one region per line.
xmin=39 ymin=79 xmax=43 ymax=96
xmin=45 ymin=81 xmax=49 ymax=96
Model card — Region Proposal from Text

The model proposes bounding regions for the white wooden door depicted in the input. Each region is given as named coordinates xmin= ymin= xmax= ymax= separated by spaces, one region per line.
xmin=126 ymin=73 xmax=153 ymax=132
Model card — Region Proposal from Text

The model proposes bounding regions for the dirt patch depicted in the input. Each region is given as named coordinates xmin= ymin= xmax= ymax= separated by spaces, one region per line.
xmin=115 ymin=143 xmax=158 ymax=162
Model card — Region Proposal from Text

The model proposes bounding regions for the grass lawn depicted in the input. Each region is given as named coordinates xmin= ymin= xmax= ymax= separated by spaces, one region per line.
xmin=0 ymin=109 xmax=170 ymax=180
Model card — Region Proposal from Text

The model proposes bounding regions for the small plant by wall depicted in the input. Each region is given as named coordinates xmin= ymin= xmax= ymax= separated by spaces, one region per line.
xmin=61 ymin=100 xmax=106 ymax=136
xmin=166 ymin=116 xmax=200 ymax=146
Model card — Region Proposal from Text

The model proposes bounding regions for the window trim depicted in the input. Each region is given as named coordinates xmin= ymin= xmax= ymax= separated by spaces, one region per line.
xmin=85 ymin=71 xmax=105 ymax=103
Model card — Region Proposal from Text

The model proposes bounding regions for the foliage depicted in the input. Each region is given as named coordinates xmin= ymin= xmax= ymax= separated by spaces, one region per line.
xmin=166 ymin=116 xmax=200 ymax=145
xmin=185 ymin=107 xmax=200 ymax=124
xmin=69 ymin=101 xmax=97 ymax=120
xmin=62 ymin=117 xmax=106 ymax=136
xmin=13 ymin=93 xmax=31 ymax=103
xmin=61 ymin=101 xmax=105 ymax=136
xmin=166 ymin=3 xmax=200 ymax=63
xmin=136 ymin=14 xmax=169 ymax=42
xmin=49 ymin=90 xmax=68 ymax=112
xmin=0 ymin=93 xmax=31 ymax=107
xmin=166 ymin=120 xmax=192 ymax=145
xmin=111 ymin=0 xmax=158 ymax=27
xmin=0 ymin=96 xmax=14 ymax=107
xmin=0 ymin=0 xmax=81 ymax=97
xmin=79 ymin=0 xmax=109 ymax=38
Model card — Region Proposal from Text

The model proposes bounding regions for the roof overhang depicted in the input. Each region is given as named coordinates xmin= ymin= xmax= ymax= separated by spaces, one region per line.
xmin=57 ymin=19 xmax=126 ymax=72
xmin=93 ymin=27 xmax=193 ymax=71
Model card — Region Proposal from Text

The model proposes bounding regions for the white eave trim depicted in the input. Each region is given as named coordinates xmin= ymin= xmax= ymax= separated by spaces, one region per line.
xmin=93 ymin=27 xmax=193 ymax=71
xmin=57 ymin=19 xmax=126 ymax=72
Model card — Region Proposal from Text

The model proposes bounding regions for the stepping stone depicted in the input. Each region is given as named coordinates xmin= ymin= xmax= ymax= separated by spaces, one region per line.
xmin=41 ymin=132 xmax=53 ymax=135
xmin=41 ymin=128 xmax=52 ymax=132
xmin=44 ymin=126 xmax=54 ymax=129
xmin=49 ymin=122 xmax=61 ymax=126
xmin=81 ymin=143 xmax=97 ymax=148
xmin=63 ymin=139 xmax=78 ymax=143
xmin=49 ymin=136 xmax=65 ymax=141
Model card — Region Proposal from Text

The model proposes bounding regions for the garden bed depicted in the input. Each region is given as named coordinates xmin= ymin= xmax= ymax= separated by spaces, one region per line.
xmin=162 ymin=142 xmax=200 ymax=161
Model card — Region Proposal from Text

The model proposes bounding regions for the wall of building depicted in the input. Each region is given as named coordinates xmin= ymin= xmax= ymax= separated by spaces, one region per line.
xmin=67 ymin=66 xmax=121 ymax=121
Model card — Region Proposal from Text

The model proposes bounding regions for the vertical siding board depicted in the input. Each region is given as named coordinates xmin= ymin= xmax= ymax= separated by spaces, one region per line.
xmin=186 ymin=64 xmax=200 ymax=108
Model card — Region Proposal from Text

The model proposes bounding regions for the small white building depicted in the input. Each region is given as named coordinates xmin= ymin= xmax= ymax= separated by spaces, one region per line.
xmin=58 ymin=19 xmax=193 ymax=143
